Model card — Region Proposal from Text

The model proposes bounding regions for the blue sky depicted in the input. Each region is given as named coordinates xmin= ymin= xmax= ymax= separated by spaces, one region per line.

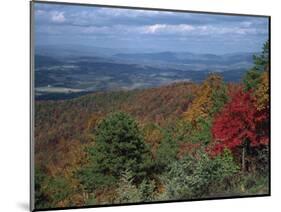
xmin=34 ymin=2 xmax=269 ymax=54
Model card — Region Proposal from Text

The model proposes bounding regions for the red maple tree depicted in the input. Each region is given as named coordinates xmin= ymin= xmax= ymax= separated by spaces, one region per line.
xmin=211 ymin=88 xmax=269 ymax=170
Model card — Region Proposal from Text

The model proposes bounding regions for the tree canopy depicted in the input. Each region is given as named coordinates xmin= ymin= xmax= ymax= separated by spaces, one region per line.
xmin=78 ymin=112 xmax=153 ymax=192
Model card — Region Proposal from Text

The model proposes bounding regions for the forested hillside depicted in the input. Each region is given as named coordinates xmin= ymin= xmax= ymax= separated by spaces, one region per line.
xmin=34 ymin=41 xmax=269 ymax=209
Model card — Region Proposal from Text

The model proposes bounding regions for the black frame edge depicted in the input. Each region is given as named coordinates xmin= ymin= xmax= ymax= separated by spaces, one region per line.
xmin=30 ymin=1 xmax=35 ymax=211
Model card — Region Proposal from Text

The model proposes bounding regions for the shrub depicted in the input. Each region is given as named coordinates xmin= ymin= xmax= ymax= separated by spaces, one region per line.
xmin=115 ymin=170 xmax=156 ymax=203
xmin=161 ymin=150 xmax=238 ymax=200
xmin=115 ymin=170 xmax=141 ymax=203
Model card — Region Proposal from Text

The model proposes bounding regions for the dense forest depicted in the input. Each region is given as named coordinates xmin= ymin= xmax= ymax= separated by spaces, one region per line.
xmin=34 ymin=41 xmax=269 ymax=209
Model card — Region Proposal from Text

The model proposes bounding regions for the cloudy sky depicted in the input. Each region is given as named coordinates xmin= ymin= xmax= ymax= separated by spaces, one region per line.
xmin=34 ymin=2 xmax=269 ymax=54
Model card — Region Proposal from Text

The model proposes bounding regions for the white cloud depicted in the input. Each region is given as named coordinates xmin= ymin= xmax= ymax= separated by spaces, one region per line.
xmin=143 ymin=24 xmax=195 ymax=34
xmin=144 ymin=24 xmax=167 ymax=33
xmin=51 ymin=11 xmax=65 ymax=23
xmin=140 ymin=24 xmax=266 ymax=36
xmin=79 ymin=23 xmax=266 ymax=38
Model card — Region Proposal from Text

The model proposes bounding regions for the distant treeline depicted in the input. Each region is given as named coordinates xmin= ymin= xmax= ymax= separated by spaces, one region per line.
xmin=35 ymin=91 xmax=93 ymax=101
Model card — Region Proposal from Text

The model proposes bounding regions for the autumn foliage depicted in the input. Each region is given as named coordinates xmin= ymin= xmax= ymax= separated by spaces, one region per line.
xmin=211 ymin=41 xmax=269 ymax=161
xmin=34 ymin=41 xmax=270 ymax=209
xmin=254 ymin=71 xmax=269 ymax=111
xmin=183 ymin=74 xmax=228 ymax=124
xmin=211 ymin=88 xmax=269 ymax=155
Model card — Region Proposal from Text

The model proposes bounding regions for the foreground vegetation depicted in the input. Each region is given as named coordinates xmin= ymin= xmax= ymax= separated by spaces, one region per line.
xmin=34 ymin=41 xmax=269 ymax=209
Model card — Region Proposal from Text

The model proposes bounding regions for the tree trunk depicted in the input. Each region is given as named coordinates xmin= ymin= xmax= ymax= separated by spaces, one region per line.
xmin=242 ymin=145 xmax=246 ymax=172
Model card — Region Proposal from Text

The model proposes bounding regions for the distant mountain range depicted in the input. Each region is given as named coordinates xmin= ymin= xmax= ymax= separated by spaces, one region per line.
xmin=114 ymin=51 xmax=254 ymax=63
xmin=34 ymin=45 xmax=258 ymax=100
xmin=113 ymin=51 xmax=254 ymax=68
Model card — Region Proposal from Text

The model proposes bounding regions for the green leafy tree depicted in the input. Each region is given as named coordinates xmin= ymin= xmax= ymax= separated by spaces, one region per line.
xmin=210 ymin=80 xmax=229 ymax=115
xmin=189 ymin=117 xmax=212 ymax=145
xmin=243 ymin=40 xmax=269 ymax=91
xmin=243 ymin=70 xmax=263 ymax=91
xmin=155 ymin=131 xmax=178 ymax=172
xmin=78 ymin=112 xmax=153 ymax=192
xmin=173 ymin=118 xmax=211 ymax=145
xmin=252 ymin=40 xmax=269 ymax=72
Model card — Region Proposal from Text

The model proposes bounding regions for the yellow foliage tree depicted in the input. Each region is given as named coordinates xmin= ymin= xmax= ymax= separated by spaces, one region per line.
xmin=183 ymin=74 xmax=228 ymax=124
xmin=254 ymin=71 xmax=269 ymax=111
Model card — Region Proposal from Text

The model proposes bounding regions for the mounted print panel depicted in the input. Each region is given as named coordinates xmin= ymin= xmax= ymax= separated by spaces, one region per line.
xmin=30 ymin=1 xmax=270 ymax=211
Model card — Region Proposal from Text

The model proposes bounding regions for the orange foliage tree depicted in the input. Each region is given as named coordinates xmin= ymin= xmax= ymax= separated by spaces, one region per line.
xmin=183 ymin=74 xmax=228 ymax=124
